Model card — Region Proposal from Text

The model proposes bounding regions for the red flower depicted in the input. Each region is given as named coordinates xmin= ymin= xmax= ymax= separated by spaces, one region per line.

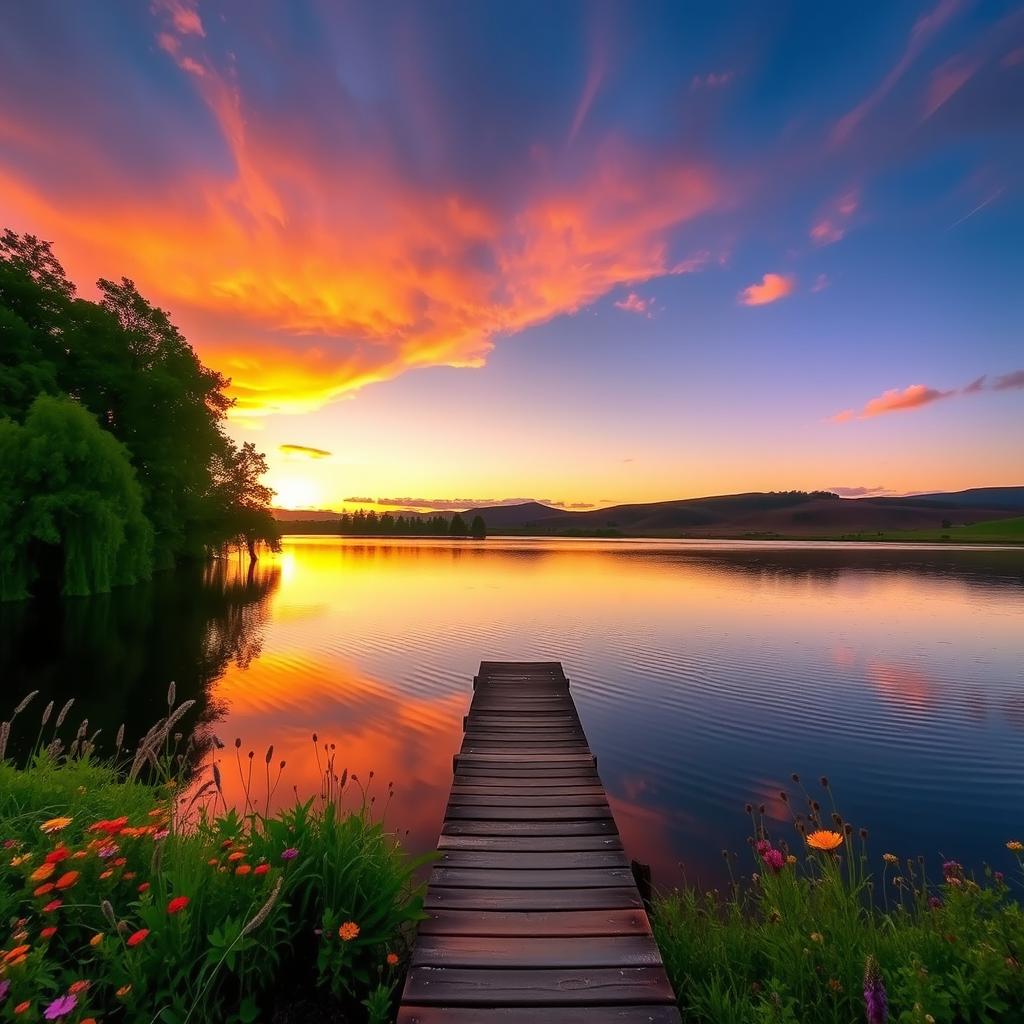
xmin=54 ymin=870 xmax=79 ymax=890
xmin=42 ymin=899 xmax=62 ymax=913
xmin=137 ymin=882 xmax=150 ymax=894
xmin=33 ymin=883 xmax=55 ymax=897
xmin=126 ymin=928 xmax=150 ymax=947
xmin=45 ymin=847 xmax=70 ymax=864
xmin=253 ymin=863 xmax=269 ymax=876
xmin=167 ymin=896 xmax=190 ymax=914
xmin=40 ymin=925 xmax=57 ymax=939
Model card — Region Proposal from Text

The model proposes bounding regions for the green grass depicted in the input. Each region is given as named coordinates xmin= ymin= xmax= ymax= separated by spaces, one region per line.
xmin=838 ymin=516 xmax=1024 ymax=545
xmin=0 ymin=694 xmax=429 ymax=1024
xmin=652 ymin=787 xmax=1024 ymax=1024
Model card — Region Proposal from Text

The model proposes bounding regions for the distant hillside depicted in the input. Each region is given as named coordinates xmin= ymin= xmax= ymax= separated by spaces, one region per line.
xmin=273 ymin=508 xmax=341 ymax=522
xmin=465 ymin=488 xmax=1024 ymax=539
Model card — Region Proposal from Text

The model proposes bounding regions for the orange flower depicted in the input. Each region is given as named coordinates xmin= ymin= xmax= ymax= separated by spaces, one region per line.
xmin=167 ymin=896 xmax=190 ymax=914
xmin=44 ymin=847 xmax=70 ymax=864
xmin=116 ymin=985 xmax=132 ymax=998
xmin=68 ymin=980 xmax=90 ymax=995
xmin=235 ymin=864 xmax=251 ymax=876
xmin=40 ymin=817 xmax=73 ymax=834
xmin=89 ymin=932 xmax=104 ymax=947
xmin=1007 ymin=840 xmax=1023 ymax=852
xmin=126 ymin=928 xmax=149 ymax=947
xmin=227 ymin=851 xmax=246 ymax=862
xmin=10 ymin=854 xmax=31 ymax=867
xmin=806 ymin=830 xmax=844 ymax=851
xmin=207 ymin=858 xmax=219 ymax=866
xmin=40 ymin=926 xmax=57 ymax=939
xmin=55 ymin=870 xmax=79 ymax=890
xmin=253 ymin=863 xmax=269 ymax=876
xmin=33 ymin=882 xmax=55 ymax=897
xmin=123 ymin=871 xmax=136 ymax=881
xmin=29 ymin=863 xmax=55 ymax=882
xmin=99 ymin=869 xmax=113 ymax=880
xmin=72 ymin=851 xmax=88 ymax=859
xmin=386 ymin=952 xmax=399 ymax=966
xmin=14 ymin=1001 xmax=30 ymax=1014
xmin=88 ymin=817 xmax=128 ymax=835
xmin=338 ymin=921 xmax=360 ymax=942
xmin=82 ymin=1019 xmax=97 ymax=1024
xmin=3 ymin=944 xmax=30 ymax=963
xmin=113 ymin=857 xmax=127 ymax=867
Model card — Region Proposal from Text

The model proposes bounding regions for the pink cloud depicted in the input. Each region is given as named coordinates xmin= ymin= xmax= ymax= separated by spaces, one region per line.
xmin=810 ymin=189 xmax=859 ymax=246
xmin=811 ymin=273 xmax=830 ymax=292
xmin=151 ymin=0 xmax=205 ymax=37
xmin=738 ymin=272 xmax=795 ymax=306
xmin=614 ymin=292 xmax=653 ymax=317
xmin=925 ymin=53 xmax=982 ymax=117
xmin=831 ymin=0 xmax=963 ymax=145
xmin=831 ymin=368 xmax=1024 ymax=422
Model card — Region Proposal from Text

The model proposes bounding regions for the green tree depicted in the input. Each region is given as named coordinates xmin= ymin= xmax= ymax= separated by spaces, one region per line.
xmin=0 ymin=395 xmax=153 ymax=600
xmin=470 ymin=515 xmax=487 ymax=540
xmin=450 ymin=514 xmax=469 ymax=536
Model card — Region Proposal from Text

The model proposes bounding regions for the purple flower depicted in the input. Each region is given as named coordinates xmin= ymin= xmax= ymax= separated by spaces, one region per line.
xmin=755 ymin=839 xmax=771 ymax=856
xmin=98 ymin=844 xmax=118 ymax=859
xmin=763 ymin=848 xmax=785 ymax=873
xmin=281 ymin=847 xmax=299 ymax=861
xmin=994 ymin=871 xmax=1005 ymax=884
xmin=942 ymin=860 xmax=962 ymax=877
xmin=928 ymin=896 xmax=942 ymax=910
xmin=863 ymin=955 xmax=887 ymax=1024
xmin=0 ymin=979 xmax=11 ymax=1003
xmin=154 ymin=829 xmax=170 ymax=842
xmin=44 ymin=994 xmax=77 ymax=1020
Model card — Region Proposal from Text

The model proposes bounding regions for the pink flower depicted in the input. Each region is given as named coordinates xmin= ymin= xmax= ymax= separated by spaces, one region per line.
xmin=281 ymin=848 xmax=299 ymax=860
xmin=763 ymin=848 xmax=785 ymax=873
xmin=755 ymin=839 xmax=771 ymax=856
xmin=44 ymin=994 xmax=77 ymax=1020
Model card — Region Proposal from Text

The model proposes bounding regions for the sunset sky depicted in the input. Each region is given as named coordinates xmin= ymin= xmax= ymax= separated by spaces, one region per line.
xmin=2 ymin=1 xmax=1022 ymax=510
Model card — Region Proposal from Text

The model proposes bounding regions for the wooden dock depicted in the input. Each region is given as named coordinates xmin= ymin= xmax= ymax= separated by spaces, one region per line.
xmin=398 ymin=661 xmax=681 ymax=1023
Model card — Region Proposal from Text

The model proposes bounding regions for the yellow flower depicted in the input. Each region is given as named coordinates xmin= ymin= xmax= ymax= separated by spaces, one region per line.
xmin=1007 ymin=840 xmax=1023 ymax=852
xmin=806 ymin=830 xmax=843 ymax=852
xmin=882 ymin=853 xmax=898 ymax=864
xmin=9 ymin=854 xmax=31 ymax=867
xmin=785 ymin=854 xmax=797 ymax=865
xmin=338 ymin=921 xmax=360 ymax=942
xmin=40 ymin=817 xmax=73 ymax=834
xmin=89 ymin=932 xmax=104 ymax=947
xmin=810 ymin=932 xmax=824 ymax=943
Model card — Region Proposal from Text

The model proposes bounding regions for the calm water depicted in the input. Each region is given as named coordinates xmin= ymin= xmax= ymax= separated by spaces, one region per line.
xmin=3 ymin=537 xmax=1023 ymax=886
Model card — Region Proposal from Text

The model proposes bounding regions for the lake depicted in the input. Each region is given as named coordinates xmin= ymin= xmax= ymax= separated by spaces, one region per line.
xmin=3 ymin=536 xmax=1022 ymax=886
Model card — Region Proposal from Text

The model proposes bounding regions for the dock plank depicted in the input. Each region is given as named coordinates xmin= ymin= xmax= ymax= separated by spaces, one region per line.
xmin=399 ymin=661 xmax=680 ymax=1023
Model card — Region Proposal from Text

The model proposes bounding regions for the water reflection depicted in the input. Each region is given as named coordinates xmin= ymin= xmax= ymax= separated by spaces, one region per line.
xmin=3 ymin=537 xmax=1022 ymax=889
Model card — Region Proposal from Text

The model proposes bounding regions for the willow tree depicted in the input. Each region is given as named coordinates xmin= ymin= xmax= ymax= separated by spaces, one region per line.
xmin=0 ymin=395 xmax=153 ymax=600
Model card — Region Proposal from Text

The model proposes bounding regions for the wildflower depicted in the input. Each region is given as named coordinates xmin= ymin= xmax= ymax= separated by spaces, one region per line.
xmin=235 ymin=864 xmax=252 ymax=875
xmin=14 ymin=1002 xmax=30 ymax=1015
xmin=43 ymin=994 xmax=77 ymax=1020
xmin=167 ymin=896 xmax=190 ymax=914
xmin=42 ymin=899 xmax=62 ymax=913
xmin=116 ymin=985 xmax=132 ymax=998
xmin=99 ymin=869 xmax=113 ymax=880
xmin=994 ymin=871 xmax=1004 ymax=883
xmin=88 ymin=818 xmax=128 ymax=835
xmin=863 ymin=954 xmax=888 ymax=1024
xmin=882 ymin=853 xmax=898 ymax=864
xmin=98 ymin=844 xmax=118 ymax=860
xmin=828 ymin=978 xmax=842 ymax=992
xmin=763 ymin=849 xmax=785 ymax=873
xmin=810 ymin=932 xmax=824 ymax=943
xmin=254 ymin=863 xmax=270 ymax=876
xmin=281 ymin=847 xmax=299 ymax=860
xmin=67 ymin=981 xmax=90 ymax=996
xmin=227 ymin=851 xmax=246 ymax=862
xmin=34 ymin=882 xmax=55 ymax=897
xmin=82 ymin=1020 xmax=97 ymax=1024
xmin=123 ymin=871 xmax=136 ymax=881
xmin=40 ymin=818 xmax=73 ymax=835
xmin=755 ymin=839 xmax=771 ymax=856
xmin=4 ymin=946 xmax=30 ymax=963
xmin=786 ymin=854 xmax=797 ymax=865
xmin=44 ymin=848 xmax=70 ymax=864
xmin=1007 ymin=840 xmax=1023 ymax=852
xmin=221 ymin=839 xmax=234 ymax=849
xmin=138 ymin=882 xmax=150 ymax=894
xmin=928 ymin=896 xmax=942 ymax=910
xmin=339 ymin=921 xmax=360 ymax=941
xmin=0 ymin=980 xmax=9 ymax=1002
xmin=90 ymin=932 xmax=104 ymax=947
xmin=10 ymin=854 xmax=31 ymax=867
xmin=30 ymin=863 xmax=56 ymax=882
xmin=207 ymin=858 xmax=218 ymax=866
xmin=55 ymin=871 xmax=79 ymax=890
xmin=126 ymin=928 xmax=150 ymax=947
xmin=806 ymin=830 xmax=843 ymax=851
xmin=113 ymin=857 xmax=127 ymax=867
xmin=386 ymin=952 xmax=399 ymax=966
xmin=942 ymin=860 xmax=962 ymax=877
xmin=154 ymin=829 xmax=169 ymax=841
xmin=41 ymin=924 xmax=59 ymax=940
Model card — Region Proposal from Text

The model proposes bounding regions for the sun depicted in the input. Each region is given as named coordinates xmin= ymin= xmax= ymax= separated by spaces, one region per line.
xmin=270 ymin=475 xmax=319 ymax=510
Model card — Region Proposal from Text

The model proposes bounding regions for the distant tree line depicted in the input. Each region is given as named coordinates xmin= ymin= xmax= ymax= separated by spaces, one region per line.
xmin=337 ymin=511 xmax=486 ymax=538
xmin=0 ymin=229 xmax=279 ymax=601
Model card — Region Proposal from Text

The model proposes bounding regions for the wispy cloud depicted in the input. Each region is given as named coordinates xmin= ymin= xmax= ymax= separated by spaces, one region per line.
xmin=828 ymin=485 xmax=894 ymax=497
xmin=925 ymin=52 xmax=982 ymax=117
xmin=690 ymin=70 xmax=733 ymax=91
xmin=831 ymin=0 xmax=963 ymax=145
xmin=739 ymin=273 xmax=795 ymax=306
xmin=614 ymin=292 xmax=653 ymax=317
xmin=811 ymin=273 xmax=831 ymax=293
xmin=810 ymin=189 xmax=859 ymax=246
xmin=831 ymin=369 xmax=1024 ymax=422
xmin=279 ymin=443 xmax=332 ymax=459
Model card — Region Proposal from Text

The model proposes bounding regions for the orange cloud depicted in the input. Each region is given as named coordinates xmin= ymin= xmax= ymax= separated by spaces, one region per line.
xmin=0 ymin=14 xmax=725 ymax=419
xmin=830 ymin=369 xmax=1024 ymax=422
xmin=614 ymin=292 xmax=653 ymax=316
xmin=738 ymin=272 xmax=794 ymax=306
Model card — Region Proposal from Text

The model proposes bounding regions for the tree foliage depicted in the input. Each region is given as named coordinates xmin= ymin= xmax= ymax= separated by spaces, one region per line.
xmin=0 ymin=228 xmax=279 ymax=599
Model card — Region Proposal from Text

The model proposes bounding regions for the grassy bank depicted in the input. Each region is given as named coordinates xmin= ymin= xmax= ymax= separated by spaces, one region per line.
xmin=653 ymin=780 xmax=1024 ymax=1023
xmin=0 ymin=693 xmax=428 ymax=1023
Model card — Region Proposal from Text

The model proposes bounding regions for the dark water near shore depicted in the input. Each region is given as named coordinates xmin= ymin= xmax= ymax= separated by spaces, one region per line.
xmin=3 ymin=537 xmax=1023 ymax=886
